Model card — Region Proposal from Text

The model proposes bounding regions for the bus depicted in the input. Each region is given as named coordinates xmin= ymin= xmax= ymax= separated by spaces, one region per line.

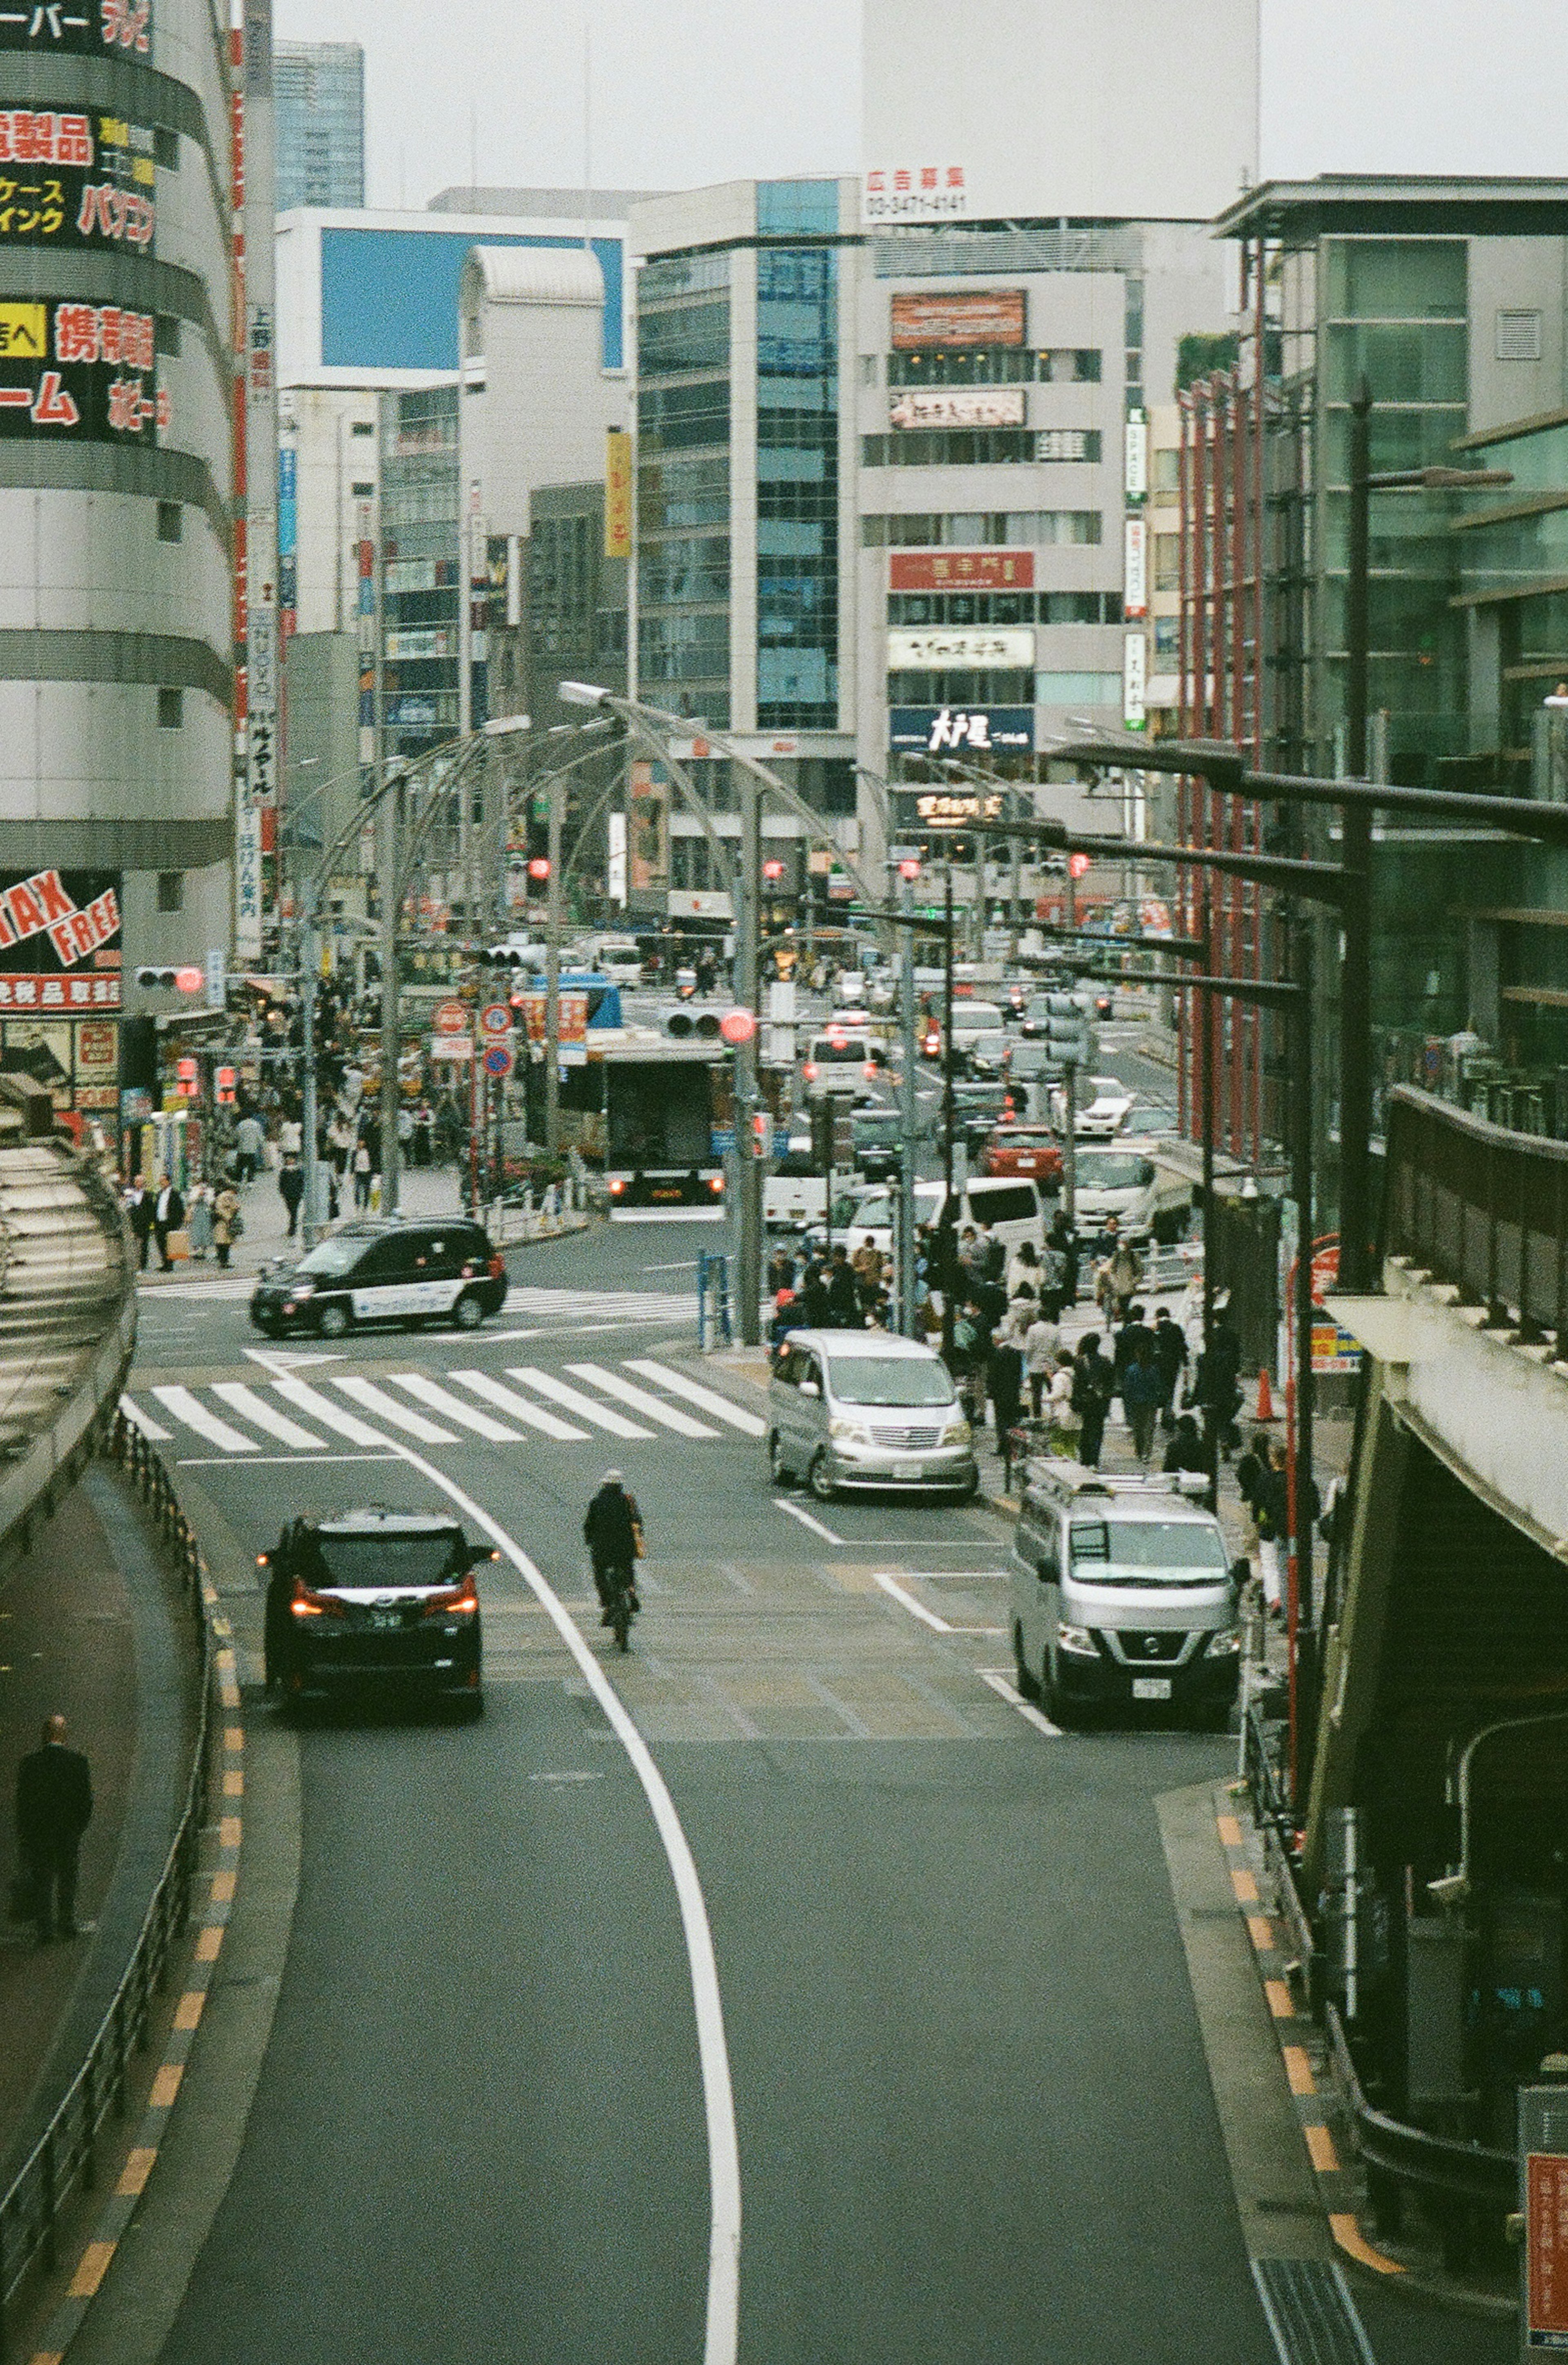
xmin=546 ymin=1032 xmax=731 ymax=1206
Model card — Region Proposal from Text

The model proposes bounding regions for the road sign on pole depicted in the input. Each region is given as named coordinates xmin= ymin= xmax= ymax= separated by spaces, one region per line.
xmin=433 ymin=999 xmax=468 ymax=1036
xmin=481 ymin=1040 xmax=514 ymax=1078
xmin=479 ymin=1003 xmax=513 ymax=1038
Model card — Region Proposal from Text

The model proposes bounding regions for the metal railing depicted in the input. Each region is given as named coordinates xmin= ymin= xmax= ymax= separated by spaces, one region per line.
xmin=1323 ymin=2004 xmax=1514 ymax=2266
xmin=1383 ymin=1083 xmax=1568 ymax=1344
xmin=0 ymin=1418 xmax=213 ymax=2356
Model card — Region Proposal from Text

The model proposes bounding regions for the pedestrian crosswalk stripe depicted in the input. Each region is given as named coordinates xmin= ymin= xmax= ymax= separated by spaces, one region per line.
xmin=504 ymin=1366 xmax=653 ymax=1439
xmin=330 ymin=1374 xmax=457 ymax=1445
xmin=120 ymin=1391 xmax=171 ymax=1441
xmin=622 ymin=1360 xmax=767 ymax=1437
xmin=270 ymin=1375 xmax=391 ymax=1449
xmin=386 ymin=1372 xmax=526 ymax=1443
xmin=149 ymin=1385 xmax=261 ymax=1456
xmin=210 ymin=1382 xmax=328 ymax=1452
xmin=563 ymin=1362 xmax=718 ymax=1438
xmin=446 ymin=1369 xmax=588 ymax=1441
xmin=507 ymin=1285 xmax=693 ymax=1323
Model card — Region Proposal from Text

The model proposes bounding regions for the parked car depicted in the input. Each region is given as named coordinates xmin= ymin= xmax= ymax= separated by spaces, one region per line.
xmin=844 ymin=1174 xmax=1046 ymax=1262
xmin=1008 ymin=1463 xmax=1242 ymax=1726
xmin=1052 ymin=1075 xmax=1134 ymax=1138
xmin=259 ymin=1507 xmax=497 ymax=1714
xmin=978 ymin=1125 xmax=1065 ymax=1185
xmin=249 ymin=1219 xmax=508 ymax=1339
xmin=768 ymin=1329 xmax=977 ymax=1501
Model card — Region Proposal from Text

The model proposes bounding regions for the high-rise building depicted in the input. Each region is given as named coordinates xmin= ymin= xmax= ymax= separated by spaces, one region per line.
xmin=274 ymin=41 xmax=363 ymax=213
xmin=0 ymin=0 xmax=237 ymax=1145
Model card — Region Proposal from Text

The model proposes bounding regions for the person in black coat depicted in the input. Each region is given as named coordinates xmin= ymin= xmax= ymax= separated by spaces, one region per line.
xmin=583 ymin=1471 xmax=642 ymax=1624
xmin=16 ymin=1714 xmax=92 ymax=1942
xmin=151 ymin=1174 xmax=185 ymax=1271
xmin=824 ymin=1246 xmax=862 ymax=1328
xmin=123 ymin=1174 xmax=155 ymax=1271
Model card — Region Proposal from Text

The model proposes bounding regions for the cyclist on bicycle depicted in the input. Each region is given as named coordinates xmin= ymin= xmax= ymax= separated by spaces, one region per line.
xmin=584 ymin=1470 xmax=642 ymax=1627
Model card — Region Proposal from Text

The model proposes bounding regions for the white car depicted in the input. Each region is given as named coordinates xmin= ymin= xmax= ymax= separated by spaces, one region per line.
xmin=1051 ymin=1074 xmax=1134 ymax=1138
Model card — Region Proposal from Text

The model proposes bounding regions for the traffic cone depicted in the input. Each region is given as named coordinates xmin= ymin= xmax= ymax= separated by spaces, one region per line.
xmin=1255 ymin=1367 xmax=1274 ymax=1421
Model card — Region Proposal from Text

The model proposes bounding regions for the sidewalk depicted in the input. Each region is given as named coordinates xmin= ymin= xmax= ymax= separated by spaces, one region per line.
xmin=134 ymin=1160 xmax=468 ymax=1284
xmin=0 ymin=1464 xmax=196 ymax=2189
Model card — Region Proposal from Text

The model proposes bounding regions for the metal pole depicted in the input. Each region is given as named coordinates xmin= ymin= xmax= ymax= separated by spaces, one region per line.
xmin=545 ymin=771 xmax=564 ymax=1155
xmin=898 ymin=867 xmax=918 ymax=1335
xmin=1200 ymin=918 xmax=1218 ymax=1511
xmin=378 ymin=780 xmax=401 ymax=1215
xmin=1340 ymin=375 xmax=1374 ymax=1291
xmin=300 ymin=878 xmax=321 ymax=1246
xmin=735 ymin=769 xmax=762 ymax=1345
xmin=1290 ymin=918 xmax=1318 ymax=1802
xmin=941 ymin=869 xmax=956 ymax=1360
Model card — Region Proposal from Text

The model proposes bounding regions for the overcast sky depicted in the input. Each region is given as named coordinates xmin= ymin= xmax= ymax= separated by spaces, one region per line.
xmin=272 ymin=0 xmax=1568 ymax=212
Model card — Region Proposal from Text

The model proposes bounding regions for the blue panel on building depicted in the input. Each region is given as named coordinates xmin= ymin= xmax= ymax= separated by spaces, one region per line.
xmin=320 ymin=228 xmax=624 ymax=372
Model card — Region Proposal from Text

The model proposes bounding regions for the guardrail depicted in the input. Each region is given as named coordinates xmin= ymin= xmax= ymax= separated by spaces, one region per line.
xmin=1323 ymin=2002 xmax=1514 ymax=2269
xmin=0 ymin=1419 xmax=212 ymax=2357
xmin=1383 ymin=1083 xmax=1568 ymax=1344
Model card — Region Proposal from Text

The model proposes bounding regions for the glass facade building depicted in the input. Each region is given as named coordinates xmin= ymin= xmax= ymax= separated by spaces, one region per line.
xmin=379 ymin=385 xmax=460 ymax=761
xmin=756 ymin=179 xmax=840 ymax=730
xmin=275 ymin=42 xmax=365 ymax=213
xmin=636 ymin=250 xmax=732 ymax=726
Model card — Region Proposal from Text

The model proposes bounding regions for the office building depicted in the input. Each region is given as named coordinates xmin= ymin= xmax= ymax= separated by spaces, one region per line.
xmin=274 ymin=40 xmax=363 ymax=213
xmin=0 ymin=0 xmax=236 ymax=1134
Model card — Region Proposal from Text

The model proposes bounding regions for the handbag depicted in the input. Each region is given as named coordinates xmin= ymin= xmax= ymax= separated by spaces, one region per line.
xmin=228 ymin=1208 xmax=245 ymax=1239
xmin=165 ymin=1228 xmax=191 ymax=1262
xmin=629 ymin=1501 xmax=646 ymax=1559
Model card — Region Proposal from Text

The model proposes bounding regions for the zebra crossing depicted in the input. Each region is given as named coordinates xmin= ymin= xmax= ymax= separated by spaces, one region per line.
xmin=120 ymin=1354 xmax=766 ymax=1462
xmin=138 ymin=1279 xmax=698 ymax=1328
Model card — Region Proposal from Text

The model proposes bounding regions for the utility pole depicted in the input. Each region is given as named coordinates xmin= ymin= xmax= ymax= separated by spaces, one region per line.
xmin=378 ymin=779 xmax=401 ymax=1214
xmin=299 ymin=876 xmax=321 ymax=1245
xmin=1199 ymin=921 xmax=1218 ymax=1511
xmin=940 ymin=868 xmax=956 ymax=1360
xmin=734 ymin=768 xmax=763 ymax=1345
xmin=1060 ymin=1059 xmax=1077 ymax=1233
xmin=1339 ymin=374 xmax=1374 ymax=1291
xmin=544 ymin=767 xmax=564 ymax=1154
xmin=897 ymin=864 xmax=918 ymax=1336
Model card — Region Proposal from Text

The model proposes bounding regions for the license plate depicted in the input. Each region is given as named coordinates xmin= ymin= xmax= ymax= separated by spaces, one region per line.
xmin=1131 ymin=1676 xmax=1172 ymax=1702
xmin=370 ymin=1611 xmax=401 ymax=1632
xmin=894 ymin=1458 xmax=922 ymax=1476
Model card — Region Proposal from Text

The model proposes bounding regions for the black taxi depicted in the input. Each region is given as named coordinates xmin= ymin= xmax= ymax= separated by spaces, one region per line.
xmin=249 ymin=1219 xmax=508 ymax=1339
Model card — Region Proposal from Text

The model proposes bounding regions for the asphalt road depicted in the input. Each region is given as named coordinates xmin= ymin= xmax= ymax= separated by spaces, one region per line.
xmin=120 ymin=1179 xmax=1507 ymax=2361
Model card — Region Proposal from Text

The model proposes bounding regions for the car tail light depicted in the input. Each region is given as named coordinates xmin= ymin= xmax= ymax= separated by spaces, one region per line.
xmin=708 ymin=1175 xmax=724 ymax=1194
xmin=422 ymin=1572 xmax=479 ymax=1619
xmin=608 ymin=1177 xmax=626 ymax=1196
xmin=862 ymin=1063 xmax=876 ymax=1081
xmin=487 ymin=1254 xmax=504 ymax=1279
xmin=803 ymin=1061 xmax=818 ymax=1081
xmin=290 ymin=1577 xmax=345 ymax=1620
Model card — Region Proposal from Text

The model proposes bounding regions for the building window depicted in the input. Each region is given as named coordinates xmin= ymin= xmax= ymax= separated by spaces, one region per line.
xmin=351 ymin=480 xmax=374 ymax=497
xmin=156 ymin=870 xmax=184 ymax=913
xmin=351 ymin=420 xmax=374 ymax=436
xmin=861 ymin=510 xmax=1102 ymax=548
xmin=157 ymin=687 xmax=183 ymax=729
xmin=1036 ymin=671 xmax=1122 ymax=708
xmin=1151 ymin=446 xmax=1180 ymax=497
xmin=1153 ymin=534 xmax=1181 ymax=594
xmin=1153 ymin=616 xmax=1179 ymax=660
xmin=757 ymin=243 xmax=839 ymax=728
xmin=156 ymin=501 xmax=182 ymax=543
xmin=862 ymin=427 xmax=1101 ymax=468
xmin=153 ymin=125 xmax=179 ymax=170
xmin=1497 ymin=309 xmax=1544 ymax=363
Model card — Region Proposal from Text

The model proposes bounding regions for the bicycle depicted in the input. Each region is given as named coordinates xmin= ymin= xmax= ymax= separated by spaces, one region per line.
xmin=603 ymin=1565 xmax=639 ymax=1653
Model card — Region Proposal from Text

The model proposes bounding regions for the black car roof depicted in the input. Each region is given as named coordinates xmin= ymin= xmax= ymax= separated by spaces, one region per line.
xmin=303 ymin=1509 xmax=464 ymax=1537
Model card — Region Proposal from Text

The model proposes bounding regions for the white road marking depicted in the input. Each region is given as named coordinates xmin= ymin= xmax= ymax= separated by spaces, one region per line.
xmin=174 ymin=1451 xmax=401 ymax=1469
xmin=874 ymin=1570 xmax=951 ymax=1633
xmin=270 ymin=1375 xmax=393 ymax=1449
xmin=242 ymin=1347 xmax=345 ymax=1372
xmin=564 ymin=1363 xmax=717 ymax=1438
xmin=149 ymin=1385 xmax=261 ymax=1455
xmin=118 ymin=1391 xmax=171 ymax=1440
xmin=329 ymin=1374 xmax=458 ymax=1444
xmin=385 ymin=1371 xmax=527 ymax=1442
xmin=623 ymin=1360 xmax=768 ymax=1437
xmin=211 ymin=1382 xmax=328 ymax=1452
xmin=773 ymin=1498 xmax=842 ymax=1545
xmin=642 ymin=1260 xmax=699 ymax=1271
xmin=444 ymin=1369 xmax=589 ymax=1442
xmin=505 ymin=1366 xmax=653 ymax=1439
xmin=977 ymin=1667 xmax=1064 ymax=1739
xmin=385 ymin=1446 xmax=742 ymax=2365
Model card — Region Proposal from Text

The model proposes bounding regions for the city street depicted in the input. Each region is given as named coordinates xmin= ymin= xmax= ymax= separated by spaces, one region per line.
xmin=110 ymin=1210 xmax=1506 ymax=2365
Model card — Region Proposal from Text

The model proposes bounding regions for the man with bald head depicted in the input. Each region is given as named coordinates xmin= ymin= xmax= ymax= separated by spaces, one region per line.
xmin=16 ymin=1713 xmax=92 ymax=1944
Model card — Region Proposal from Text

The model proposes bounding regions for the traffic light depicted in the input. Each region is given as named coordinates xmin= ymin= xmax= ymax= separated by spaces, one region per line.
xmin=136 ymin=965 xmax=204 ymax=993
xmin=1045 ymin=992 xmax=1091 ymax=1069
xmin=527 ymin=791 xmax=550 ymax=879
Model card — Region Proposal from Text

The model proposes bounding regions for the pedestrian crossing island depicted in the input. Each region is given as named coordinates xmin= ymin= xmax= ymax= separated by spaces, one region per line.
xmin=122 ymin=1358 xmax=766 ymax=1460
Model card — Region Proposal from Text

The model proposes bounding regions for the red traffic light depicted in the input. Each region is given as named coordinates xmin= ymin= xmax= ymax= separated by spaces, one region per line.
xmin=898 ymin=858 xmax=921 ymax=881
xmin=174 ymin=965 xmax=204 ymax=993
xmin=718 ymin=1007 xmax=756 ymax=1047
xmin=527 ymin=858 xmax=550 ymax=881
xmin=1068 ymin=852 xmax=1091 ymax=880
xmin=761 ymin=858 xmax=785 ymax=881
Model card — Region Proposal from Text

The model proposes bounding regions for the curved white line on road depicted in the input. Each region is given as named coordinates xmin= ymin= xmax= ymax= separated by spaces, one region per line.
xmin=390 ymin=1445 xmax=741 ymax=2365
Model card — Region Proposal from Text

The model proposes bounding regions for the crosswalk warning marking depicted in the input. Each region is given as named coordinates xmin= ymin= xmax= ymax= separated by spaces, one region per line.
xmin=211 ymin=1382 xmax=328 ymax=1452
xmin=120 ymin=1391 xmax=172 ymax=1440
xmin=270 ymin=1375 xmax=392 ymax=1448
xmin=444 ymin=1368 xmax=589 ymax=1441
xmin=149 ymin=1386 xmax=261 ymax=1456
xmin=504 ymin=1366 xmax=654 ymax=1439
xmin=329 ymin=1374 xmax=457 ymax=1444
xmin=386 ymin=1371 xmax=526 ymax=1443
xmin=564 ymin=1362 xmax=718 ymax=1438
xmin=622 ymin=1360 xmax=767 ymax=1437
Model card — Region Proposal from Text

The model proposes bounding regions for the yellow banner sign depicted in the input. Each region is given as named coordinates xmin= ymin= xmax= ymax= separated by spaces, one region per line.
xmin=605 ymin=426 xmax=631 ymax=559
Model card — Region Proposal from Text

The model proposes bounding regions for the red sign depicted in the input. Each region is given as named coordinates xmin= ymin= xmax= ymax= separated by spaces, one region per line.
xmin=890 ymin=289 xmax=1025 ymax=349
xmin=479 ymin=1003 xmax=513 ymax=1038
xmin=1528 ymin=2153 xmax=1568 ymax=2343
xmin=889 ymin=550 xmax=1034 ymax=593
xmin=433 ymin=999 xmax=468 ymax=1036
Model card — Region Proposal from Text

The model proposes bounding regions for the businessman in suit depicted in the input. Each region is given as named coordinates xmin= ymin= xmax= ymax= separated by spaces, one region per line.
xmin=16 ymin=1714 xmax=93 ymax=1942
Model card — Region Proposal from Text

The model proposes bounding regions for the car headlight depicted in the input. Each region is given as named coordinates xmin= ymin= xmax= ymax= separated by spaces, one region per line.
xmin=1205 ymin=1627 xmax=1242 ymax=1657
xmin=829 ymin=1418 xmax=873 ymax=1447
xmin=1056 ymin=1622 xmax=1098 ymax=1658
xmin=940 ymin=1417 xmax=971 ymax=1447
xmin=290 ymin=1279 xmax=315 ymax=1297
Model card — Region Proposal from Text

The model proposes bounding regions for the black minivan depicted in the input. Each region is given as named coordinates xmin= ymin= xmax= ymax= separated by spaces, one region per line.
xmin=260 ymin=1508 xmax=494 ymax=1714
xmin=249 ymin=1219 xmax=508 ymax=1339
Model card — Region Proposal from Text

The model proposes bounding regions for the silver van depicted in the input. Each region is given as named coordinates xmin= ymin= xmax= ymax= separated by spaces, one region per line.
xmin=1008 ymin=1463 xmax=1243 ymax=1725
xmin=768 ymin=1330 xmax=978 ymax=1502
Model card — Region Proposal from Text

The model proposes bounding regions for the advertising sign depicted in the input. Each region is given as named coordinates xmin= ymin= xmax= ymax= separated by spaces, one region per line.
xmin=889 ymin=549 xmax=1033 ymax=593
xmin=1310 ymin=1317 xmax=1364 ymax=1376
xmin=515 ymin=991 xmax=588 ymax=1045
xmin=1035 ymin=427 xmax=1094 ymax=463
xmin=890 ymin=289 xmax=1025 ymax=350
xmin=628 ymin=758 xmax=670 ymax=895
xmin=0 ymin=867 xmax=120 ymax=1007
xmin=605 ymin=426 xmax=632 ymax=559
xmin=1123 ymin=631 xmax=1147 ymax=730
xmin=0 ymin=108 xmax=155 ymax=251
xmin=234 ymin=796 xmax=262 ymax=959
xmin=1528 ymin=2151 xmax=1568 ymax=2349
xmin=0 ymin=3 xmax=150 ymax=55
xmin=889 ymin=386 xmax=1024 ymax=430
xmin=607 ymin=809 xmax=627 ymax=907
xmin=887 ymin=628 xmax=1033 ymax=671
xmin=909 ymin=788 xmax=1007 ymax=827
xmin=863 ymin=163 xmax=968 ymax=225
xmin=1124 ymin=410 xmax=1148 ymax=499
xmin=1124 ymin=516 xmax=1148 ymax=619
xmin=0 ymin=295 xmax=164 ymax=441
xmin=889 ymin=705 xmax=1034 ymax=757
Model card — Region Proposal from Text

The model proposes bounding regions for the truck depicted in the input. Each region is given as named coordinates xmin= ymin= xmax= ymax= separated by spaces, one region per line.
xmin=547 ymin=1032 xmax=731 ymax=1206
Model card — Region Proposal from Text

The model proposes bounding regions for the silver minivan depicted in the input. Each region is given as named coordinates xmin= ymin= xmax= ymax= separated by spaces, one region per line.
xmin=1009 ymin=1463 xmax=1243 ymax=1725
xmin=768 ymin=1329 xmax=978 ymax=1501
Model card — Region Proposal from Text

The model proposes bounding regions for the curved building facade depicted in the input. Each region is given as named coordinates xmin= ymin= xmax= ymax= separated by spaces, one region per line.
xmin=0 ymin=1 xmax=234 ymax=1005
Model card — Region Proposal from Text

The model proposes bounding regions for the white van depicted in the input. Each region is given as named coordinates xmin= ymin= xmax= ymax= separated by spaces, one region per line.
xmin=587 ymin=936 xmax=644 ymax=987
xmin=1009 ymin=1463 xmax=1243 ymax=1725
xmin=1070 ymin=1146 xmax=1191 ymax=1244
xmin=768 ymin=1329 xmax=977 ymax=1500
xmin=844 ymin=1175 xmax=1045 ymax=1260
